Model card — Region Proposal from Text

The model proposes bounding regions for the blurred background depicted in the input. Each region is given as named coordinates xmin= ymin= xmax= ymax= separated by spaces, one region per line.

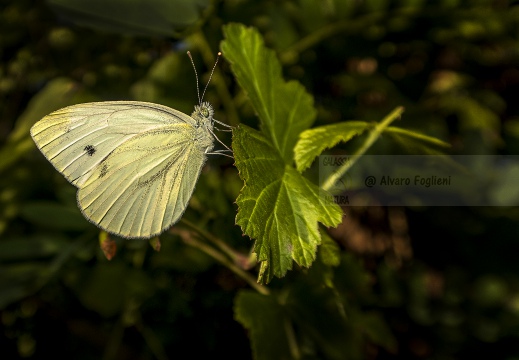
xmin=2 ymin=0 xmax=519 ymax=359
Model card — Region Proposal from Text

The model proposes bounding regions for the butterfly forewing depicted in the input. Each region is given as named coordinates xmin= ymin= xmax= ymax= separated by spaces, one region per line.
xmin=30 ymin=102 xmax=195 ymax=187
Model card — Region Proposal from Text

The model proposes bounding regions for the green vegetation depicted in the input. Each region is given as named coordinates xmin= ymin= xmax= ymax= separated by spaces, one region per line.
xmin=2 ymin=0 xmax=519 ymax=359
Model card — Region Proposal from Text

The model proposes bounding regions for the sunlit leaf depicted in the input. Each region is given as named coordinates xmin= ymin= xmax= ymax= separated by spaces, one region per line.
xmin=295 ymin=121 xmax=371 ymax=172
xmin=221 ymin=23 xmax=317 ymax=162
xmin=233 ymin=125 xmax=342 ymax=283
xmin=295 ymin=120 xmax=450 ymax=172
xmin=319 ymin=231 xmax=341 ymax=267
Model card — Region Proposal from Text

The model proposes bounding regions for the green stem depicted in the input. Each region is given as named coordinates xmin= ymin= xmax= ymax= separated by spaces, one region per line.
xmin=102 ymin=317 xmax=125 ymax=360
xmin=280 ymin=13 xmax=383 ymax=63
xmin=178 ymin=229 xmax=269 ymax=296
xmin=135 ymin=320 xmax=170 ymax=360
xmin=284 ymin=316 xmax=301 ymax=360
xmin=180 ymin=218 xmax=255 ymax=269
xmin=277 ymin=290 xmax=300 ymax=359
xmin=321 ymin=106 xmax=405 ymax=192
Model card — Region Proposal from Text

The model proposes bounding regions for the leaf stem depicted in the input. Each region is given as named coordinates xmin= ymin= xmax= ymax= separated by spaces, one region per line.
xmin=284 ymin=316 xmax=301 ymax=359
xmin=321 ymin=106 xmax=405 ymax=192
xmin=179 ymin=218 xmax=255 ymax=270
xmin=102 ymin=317 xmax=125 ymax=360
xmin=385 ymin=126 xmax=451 ymax=148
xmin=135 ymin=319 xmax=170 ymax=360
xmin=176 ymin=228 xmax=270 ymax=296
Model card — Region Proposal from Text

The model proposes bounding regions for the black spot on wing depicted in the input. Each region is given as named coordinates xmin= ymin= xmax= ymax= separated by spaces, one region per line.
xmin=99 ymin=163 xmax=108 ymax=178
xmin=84 ymin=145 xmax=96 ymax=156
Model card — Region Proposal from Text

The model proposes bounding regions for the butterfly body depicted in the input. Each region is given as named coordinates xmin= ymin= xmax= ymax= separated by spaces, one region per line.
xmin=31 ymin=101 xmax=217 ymax=239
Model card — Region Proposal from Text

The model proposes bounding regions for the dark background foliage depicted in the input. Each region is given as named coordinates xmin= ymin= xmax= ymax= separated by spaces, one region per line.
xmin=2 ymin=0 xmax=519 ymax=359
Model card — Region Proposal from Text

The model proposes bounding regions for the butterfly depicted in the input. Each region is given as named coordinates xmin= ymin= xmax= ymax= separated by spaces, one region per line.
xmin=30 ymin=52 xmax=231 ymax=239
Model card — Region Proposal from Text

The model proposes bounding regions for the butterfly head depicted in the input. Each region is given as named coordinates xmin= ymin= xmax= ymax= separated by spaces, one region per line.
xmin=192 ymin=101 xmax=214 ymax=127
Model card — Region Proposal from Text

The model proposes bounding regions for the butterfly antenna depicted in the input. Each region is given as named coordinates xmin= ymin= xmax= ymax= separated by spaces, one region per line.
xmin=187 ymin=51 xmax=201 ymax=105
xmin=201 ymin=52 xmax=221 ymax=102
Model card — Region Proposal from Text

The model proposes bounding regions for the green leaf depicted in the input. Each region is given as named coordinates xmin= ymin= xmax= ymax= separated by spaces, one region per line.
xmin=0 ymin=263 xmax=51 ymax=309
xmin=0 ymin=235 xmax=69 ymax=261
xmin=295 ymin=121 xmax=371 ymax=172
xmin=20 ymin=201 xmax=91 ymax=231
xmin=71 ymin=262 xmax=155 ymax=318
xmin=221 ymin=23 xmax=317 ymax=162
xmin=234 ymin=290 xmax=292 ymax=360
xmin=288 ymin=254 xmax=396 ymax=357
xmin=488 ymin=163 xmax=519 ymax=205
xmin=286 ymin=270 xmax=362 ymax=360
xmin=294 ymin=119 xmax=450 ymax=172
xmin=319 ymin=231 xmax=341 ymax=268
xmin=359 ymin=311 xmax=398 ymax=351
xmin=47 ymin=0 xmax=209 ymax=37
xmin=0 ymin=238 xmax=86 ymax=308
xmin=148 ymin=53 xmax=183 ymax=85
xmin=442 ymin=95 xmax=500 ymax=131
xmin=233 ymin=125 xmax=342 ymax=283
xmin=222 ymin=23 xmax=342 ymax=282
xmin=74 ymin=262 xmax=127 ymax=317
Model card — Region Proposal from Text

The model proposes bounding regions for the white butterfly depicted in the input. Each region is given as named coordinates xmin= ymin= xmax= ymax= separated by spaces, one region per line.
xmin=30 ymin=52 xmax=231 ymax=239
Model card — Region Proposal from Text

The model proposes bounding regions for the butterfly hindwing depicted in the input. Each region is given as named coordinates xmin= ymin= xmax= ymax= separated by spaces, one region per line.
xmin=76 ymin=123 xmax=207 ymax=238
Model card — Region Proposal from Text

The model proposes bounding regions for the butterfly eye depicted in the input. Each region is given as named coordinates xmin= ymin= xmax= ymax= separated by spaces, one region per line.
xmin=201 ymin=108 xmax=209 ymax=117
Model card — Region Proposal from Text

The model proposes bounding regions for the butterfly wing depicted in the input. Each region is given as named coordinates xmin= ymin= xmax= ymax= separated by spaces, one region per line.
xmin=30 ymin=101 xmax=196 ymax=187
xmin=31 ymin=101 xmax=210 ymax=238
xmin=77 ymin=123 xmax=209 ymax=238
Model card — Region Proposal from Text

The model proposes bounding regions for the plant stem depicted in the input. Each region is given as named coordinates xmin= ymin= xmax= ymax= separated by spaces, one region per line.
xmin=177 ymin=228 xmax=270 ymax=296
xmin=102 ymin=317 xmax=125 ymax=360
xmin=284 ymin=316 xmax=301 ymax=360
xmin=179 ymin=218 xmax=255 ymax=269
xmin=135 ymin=320 xmax=170 ymax=360
xmin=321 ymin=106 xmax=405 ymax=192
